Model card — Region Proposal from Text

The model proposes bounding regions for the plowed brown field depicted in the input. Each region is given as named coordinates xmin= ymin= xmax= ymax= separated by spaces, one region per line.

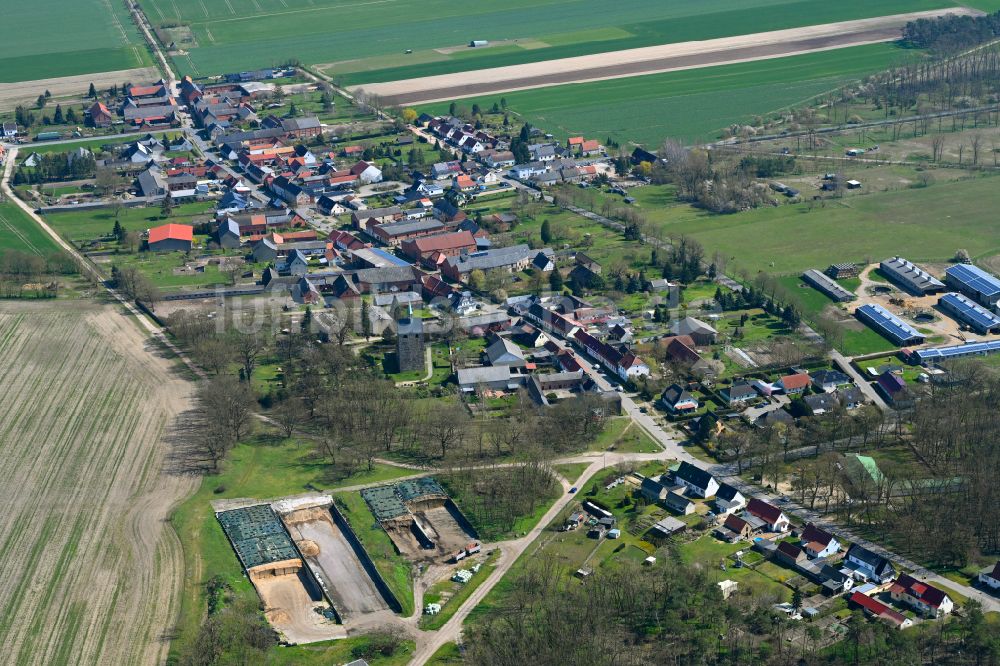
xmin=0 ymin=301 xmax=196 ymax=665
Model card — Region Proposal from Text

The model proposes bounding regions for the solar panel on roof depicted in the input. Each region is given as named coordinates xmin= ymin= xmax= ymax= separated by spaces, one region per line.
xmin=938 ymin=292 xmax=1000 ymax=333
xmin=946 ymin=264 xmax=1000 ymax=300
xmin=917 ymin=339 xmax=1000 ymax=361
xmin=855 ymin=304 xmax=923 ymax=345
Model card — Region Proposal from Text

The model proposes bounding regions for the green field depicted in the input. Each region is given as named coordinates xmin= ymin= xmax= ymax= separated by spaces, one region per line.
xmin=421 ymin=43 xmax=911 ymax=144
xmin=45 ymin=201 xmax=214 ymax=245
xmin=667 ymin=175 xmax=1000 ymax=275
xmin=0 ymin=202 xmax=62 ymax=255
xmin=2 ymin=0 xmax=151 ymax=82
xmin=147 ymin=0 xmax=954 ymax=78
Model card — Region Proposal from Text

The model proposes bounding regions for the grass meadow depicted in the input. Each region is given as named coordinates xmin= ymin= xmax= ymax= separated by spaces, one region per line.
xmin=2 ymin=0 xmax=151 ymax=82
xmin=148 ymin=0 xmax=955 ymax=78
xmin=420 ymin=43 xmax=912 ymax=144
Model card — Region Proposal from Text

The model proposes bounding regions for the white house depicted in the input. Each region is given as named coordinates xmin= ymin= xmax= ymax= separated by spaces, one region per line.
xmin=890 ymin=574 xmax=954 ymax=618
xmin=845 ymin=544 xmax=895 ymax=583
xmin=617 ymin=354 xmax=650 ymax=380
xmin=510 ymin=162 xmax=547 ymax=179
xmin=799 ymin=523 xmax=841 ymax=558
xmin=713 ymin=483 xmax=746 ymax=516
xmin=661 ymin=384 xmax=699 ymax=415
xmin=978 ymin=562 xmax=1000 ymax=590
xmin=672 ymin=461 xmax=719 ymax=498
xmin=745 ymin=498 xmax=790 ymax=533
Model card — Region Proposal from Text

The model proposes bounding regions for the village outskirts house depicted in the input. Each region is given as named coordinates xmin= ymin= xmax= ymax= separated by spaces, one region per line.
xmin=713 ymin=483 xmax=747 ymax=516
xmin=714 ymin=513 xmax=754 ymax=543
xmin=661 ymin=383 xmax=699 ymax=415
xmin=665 ymin=492 xmax=696 ymax=515
xmin=777 ymin=373 xmax=811 ymax=395
xmin=977 ymin=562 xmax=1000 ymax=591
xmin=798 ymin=523 xmax=840 ymax=558
xmin=671 ymin=461 xmax=720 ymax=498
xmin=845 ymin=543 xmax=896 ymax=583
xmin=217 ymin=218 xmax=241 ymax=249
xmin=745 ymin=498 xmax=790 ymax=533
xmin=890 ymin=574 xmax=954 ymax=618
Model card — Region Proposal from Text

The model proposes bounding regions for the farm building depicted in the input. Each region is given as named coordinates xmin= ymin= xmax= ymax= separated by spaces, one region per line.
xmin=879 ymin=257 xmax=945 ymax=295
xmin=937 ymin=292 xmax=1000 ymax=335
xmin=855 ymin=304 xmax=924 ymax=346
xmin=944 ymin=263 xmax=1000 ymax=307
xmin=147 ymin=223 xmax=193 ymax=252
xmin=914 ymin=339 xmax=1000 ymax=364
xmin=826 ymin=263 xmax=859 ymax=279
xmin=802 ymin=269 xmax=855 ymax=302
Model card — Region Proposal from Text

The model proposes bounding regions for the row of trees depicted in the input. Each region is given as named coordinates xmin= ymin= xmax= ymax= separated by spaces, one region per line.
xmin=11 ymin=151 xmax=96 ymax=184
xmin=902 ymin=10 xmax=1000 ymax=52
xmin=0 ymin=249 xmax=77 ymax=298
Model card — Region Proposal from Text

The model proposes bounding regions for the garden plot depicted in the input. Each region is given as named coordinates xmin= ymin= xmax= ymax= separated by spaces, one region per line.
xmin=281 ymin=503 xmax=394 ymax=619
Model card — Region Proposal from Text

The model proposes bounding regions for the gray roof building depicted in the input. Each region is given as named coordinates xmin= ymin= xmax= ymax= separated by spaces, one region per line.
xmin=879 ymin=257 xmax=945 ymax=295
xmin=802 ymin=269 xmax=855 ymax=302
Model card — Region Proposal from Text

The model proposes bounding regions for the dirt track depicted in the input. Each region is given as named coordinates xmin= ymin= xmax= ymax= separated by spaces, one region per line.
xmin=357 ymin=9 xmax=979 ymax=105
xmin=0 ymin=300 xmax=197 ymax=665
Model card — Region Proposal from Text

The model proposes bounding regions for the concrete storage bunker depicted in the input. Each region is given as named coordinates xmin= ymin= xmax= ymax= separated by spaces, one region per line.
xmin=361 ymin=477 xmax=477 ymax=561
xmin=276 ymin=497 xmax=402 ymax=619
xmin=216 ymin=504 xmax=341 ymax=644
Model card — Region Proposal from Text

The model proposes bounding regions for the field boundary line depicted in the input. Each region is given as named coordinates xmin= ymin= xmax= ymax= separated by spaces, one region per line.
xmin=0 ymin=211 xmax=41 ymax=255
xmin=189 ymin=0 xmax=396 ymax=26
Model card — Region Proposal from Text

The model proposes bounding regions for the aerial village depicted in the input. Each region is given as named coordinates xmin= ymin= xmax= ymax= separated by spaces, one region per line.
xmin=3 ymin=67 xmax=1000 ymax=660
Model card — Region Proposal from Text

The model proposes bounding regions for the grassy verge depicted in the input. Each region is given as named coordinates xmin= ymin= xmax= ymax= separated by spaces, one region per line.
xmin=426 ymin=642 xmax=465 ymax=665
xmin=267 ymin=637 xmax=415 ymax=665
xmin=333 ymin=491 xmax=416 ymax=617
xmin=553 ymin=462 xmax=590 ymax=484
xmin=420 ymin=550 xmax=500 ymax=630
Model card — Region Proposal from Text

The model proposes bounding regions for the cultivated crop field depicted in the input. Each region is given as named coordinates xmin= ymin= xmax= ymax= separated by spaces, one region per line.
xmin=0 ymin=301 xmax=197 ymax=665
xmin=422 ymin=44 xmax=908 ymax=144
xmin=0 ymin=202 xmax=62 ymax=255
xmin=143 ymin=0 xmax=955 ymax=78
xmin=3 ymin=0 xmax=151 ymax=83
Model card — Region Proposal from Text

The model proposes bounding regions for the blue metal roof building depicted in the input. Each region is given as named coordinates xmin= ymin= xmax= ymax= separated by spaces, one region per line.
xmin=937 ymin=292 xmax=1000 ymax=335
xmin=916 ymin=339 xmax=1000 ymax=363
xmin=855 ymin=304 xmax=924 ymax=346
xmin=944 ymin=263 xmax=1000 ymax=306
xmin=367 ymin=247 xmax=411 ymax=268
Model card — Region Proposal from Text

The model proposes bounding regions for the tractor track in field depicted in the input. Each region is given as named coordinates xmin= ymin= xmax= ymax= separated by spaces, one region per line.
xmin=356 ymin=8 xmax=980 ymax=105
xmin=0 ymin=301 xmax=198 ymax=666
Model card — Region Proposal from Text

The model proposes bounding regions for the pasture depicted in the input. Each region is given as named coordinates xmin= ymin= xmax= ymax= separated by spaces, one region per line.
xmin=147 ymin=0 xmax=955 ymax=78
xmin=2 ymin=0 xmax=151 ymax=82
xmin=667 ymin=174 xmax=1000 ymax=276
xmin=423 ymin=44 xmax=908 ymax=144
xmin=0 ymin=300 xmax=197 ymax=665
